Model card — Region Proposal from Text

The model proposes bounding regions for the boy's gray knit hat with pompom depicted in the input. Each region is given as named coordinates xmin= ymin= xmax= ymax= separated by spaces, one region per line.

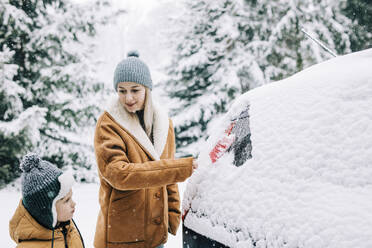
xmin=113 ymin=50 xmax=153 ymax=90
xmin=20 ymin=153 xmax=75 ymax=230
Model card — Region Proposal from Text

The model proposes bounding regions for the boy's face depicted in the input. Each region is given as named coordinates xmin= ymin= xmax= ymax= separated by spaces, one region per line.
xmin=56 ymin=190 xmax=75 ymax=222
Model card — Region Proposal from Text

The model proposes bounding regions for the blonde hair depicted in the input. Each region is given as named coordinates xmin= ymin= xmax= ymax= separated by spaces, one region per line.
xmin=143 ymin=88 xmax=154 ymax=138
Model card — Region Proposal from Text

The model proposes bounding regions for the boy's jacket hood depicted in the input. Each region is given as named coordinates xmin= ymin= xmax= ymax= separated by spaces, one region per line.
xmin=9 ymin=200 xmax=84 ymax=248
xmin=10 ymin=200 xmax=54 ymax=242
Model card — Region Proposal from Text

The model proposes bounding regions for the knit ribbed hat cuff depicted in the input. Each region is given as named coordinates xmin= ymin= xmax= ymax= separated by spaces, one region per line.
xmin=51 ymin=170 xmax=75 ymax=228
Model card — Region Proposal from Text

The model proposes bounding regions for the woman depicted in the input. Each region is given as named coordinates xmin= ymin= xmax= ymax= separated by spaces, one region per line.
xmin=94 ymin=51 xmax=197 ymax=248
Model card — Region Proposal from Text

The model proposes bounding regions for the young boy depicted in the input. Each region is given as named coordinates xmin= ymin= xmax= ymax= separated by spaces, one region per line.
xmin=9 ymin=153 xmax=84 ymax=248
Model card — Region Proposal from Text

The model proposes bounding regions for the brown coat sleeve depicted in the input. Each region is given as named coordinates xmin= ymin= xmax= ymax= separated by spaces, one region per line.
xmin=94 ymin=116 xmax=193 ymax=191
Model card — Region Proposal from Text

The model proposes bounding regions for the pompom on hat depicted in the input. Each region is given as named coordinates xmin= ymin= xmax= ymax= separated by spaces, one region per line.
xmin=20 ymin=153 xmax=75 ymax=229
xmin=20 ymin=153 xmax=41 ymax=172
xmin=113 ymin=50 xmax=153 ymax=91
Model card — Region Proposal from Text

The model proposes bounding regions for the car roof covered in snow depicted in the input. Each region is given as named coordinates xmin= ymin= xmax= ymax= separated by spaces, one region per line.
xmin=183 ymin=48 xmax=372 ymax=248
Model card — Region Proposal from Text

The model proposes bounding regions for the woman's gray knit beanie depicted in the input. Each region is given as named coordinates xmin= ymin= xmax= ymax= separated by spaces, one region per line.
xmin=113 ymin=50 xmax=152 ymax=91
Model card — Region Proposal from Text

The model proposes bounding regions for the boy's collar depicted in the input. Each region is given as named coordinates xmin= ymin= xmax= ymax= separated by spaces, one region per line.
xmin=55 ymin=220 xmax=71 ymax=229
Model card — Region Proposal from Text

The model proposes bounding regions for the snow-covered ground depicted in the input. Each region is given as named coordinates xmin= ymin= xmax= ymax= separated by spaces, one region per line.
xmin=1 ymin=181 xmax=186 ymax=247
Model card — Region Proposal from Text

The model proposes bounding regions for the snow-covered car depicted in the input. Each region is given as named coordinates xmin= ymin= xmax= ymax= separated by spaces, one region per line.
xmin=182 ymin=49 xmax=372 ymax=248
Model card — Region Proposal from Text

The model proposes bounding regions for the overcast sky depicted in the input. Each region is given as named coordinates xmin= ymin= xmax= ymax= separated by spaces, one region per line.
xmin=72 ymin=0 xmax=183 ymax=87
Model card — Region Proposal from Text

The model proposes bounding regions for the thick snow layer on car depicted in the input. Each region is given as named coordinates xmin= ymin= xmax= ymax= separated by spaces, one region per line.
xmin=183 ymin=49 xmax=372 ymax=248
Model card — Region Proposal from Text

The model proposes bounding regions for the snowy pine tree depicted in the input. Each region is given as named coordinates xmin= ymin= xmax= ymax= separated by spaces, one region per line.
xmin=160 ymin=0 xmax=250 ymax=155
xmin=0 ymin=46 xmax=47 ymax=186
xmin=0 ymin=0 xmax=114 ymax=186
xmin=162 ymin=0 xmax=365 ymax=155
xmin=343 ymin=0 xmax=372 ymax=51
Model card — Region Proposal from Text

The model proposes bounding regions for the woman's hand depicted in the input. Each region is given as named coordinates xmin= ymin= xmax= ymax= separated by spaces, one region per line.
xmin=192 ymin=159 xmax=198 ymax=172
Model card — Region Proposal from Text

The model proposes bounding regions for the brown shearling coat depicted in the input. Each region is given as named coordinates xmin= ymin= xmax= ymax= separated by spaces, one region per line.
xmin=94 ymin=99 xmax=193 ymax=248
xmin=9 ymin=200 xmax=84 ymax=248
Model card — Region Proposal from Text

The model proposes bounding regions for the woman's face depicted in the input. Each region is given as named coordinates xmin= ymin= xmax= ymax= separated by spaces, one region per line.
xmin=117 ymin=82 xmax=146 ymax=113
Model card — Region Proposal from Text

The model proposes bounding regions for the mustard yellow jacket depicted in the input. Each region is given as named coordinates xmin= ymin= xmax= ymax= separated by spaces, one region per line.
xmin=9 ymin=200 xmax=84 ymax=248
xmin=94 ymin=99 xmax=193 ymax=248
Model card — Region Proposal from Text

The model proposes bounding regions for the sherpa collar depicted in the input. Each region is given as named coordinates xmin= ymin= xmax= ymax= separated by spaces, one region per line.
xmin=106 ymin=98 xmax=169 ymax=160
